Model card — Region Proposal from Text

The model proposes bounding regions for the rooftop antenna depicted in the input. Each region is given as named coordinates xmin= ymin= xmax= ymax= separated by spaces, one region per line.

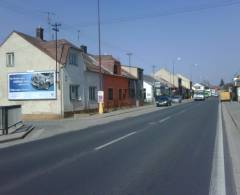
xmin=44 ymin=11 xmax=55 ymax=40
xmin=77 ymin=30 xmax=80 ymax=41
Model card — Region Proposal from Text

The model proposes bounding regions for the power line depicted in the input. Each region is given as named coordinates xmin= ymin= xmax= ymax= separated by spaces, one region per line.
xmin=73 ymin=0 xmax=240 ymax=28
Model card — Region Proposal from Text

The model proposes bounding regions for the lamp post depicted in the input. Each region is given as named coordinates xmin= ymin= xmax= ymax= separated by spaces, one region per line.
xmin=172 ymin=57 xmax=181 ymax=93
xmin=126 ymin=52 xmax=133 ymax=67
xmin=190 ymin=63 xmax=198 ymax=82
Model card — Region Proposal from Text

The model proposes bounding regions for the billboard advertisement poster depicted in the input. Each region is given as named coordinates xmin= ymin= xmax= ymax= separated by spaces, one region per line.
xmin=8 ymin=71 xmax=56 ymax=100
xmin=98 ymin=91 xmax=104 ymax=103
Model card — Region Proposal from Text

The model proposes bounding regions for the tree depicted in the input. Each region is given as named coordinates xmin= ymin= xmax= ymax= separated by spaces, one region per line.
xmin=219 ymin=79 xmax=225 ymax=87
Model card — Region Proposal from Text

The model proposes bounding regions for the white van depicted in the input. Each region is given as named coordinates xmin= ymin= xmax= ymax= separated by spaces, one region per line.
xmin=193 ymin=90 xmax=205 ymax=101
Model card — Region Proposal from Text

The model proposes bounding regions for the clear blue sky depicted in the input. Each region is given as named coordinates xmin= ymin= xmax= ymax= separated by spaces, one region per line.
xmin=1 ymin=0 xmax=240 ymax=85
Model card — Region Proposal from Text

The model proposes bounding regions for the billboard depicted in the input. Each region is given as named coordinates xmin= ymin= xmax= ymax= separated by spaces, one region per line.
xmin=8 ymin=71 xmax=56 ymax=100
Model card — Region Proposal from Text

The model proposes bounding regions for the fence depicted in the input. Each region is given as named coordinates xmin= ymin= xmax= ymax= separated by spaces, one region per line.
xmin=0 ymin=105 xmax=22 ymax=135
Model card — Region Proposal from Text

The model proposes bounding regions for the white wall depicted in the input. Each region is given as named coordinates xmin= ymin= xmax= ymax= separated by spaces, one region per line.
xmin=143 ymin=81 xmax=153 ymax=102
xmin=62 ymin=50 xmax=100 ymax=112
xmin=154 ymin=69 xmax=179 ymax=88
xmin=62 ymin=48 xmax=85 ymax=113
xmin=83 ymin=71 xmax=100 ymax=110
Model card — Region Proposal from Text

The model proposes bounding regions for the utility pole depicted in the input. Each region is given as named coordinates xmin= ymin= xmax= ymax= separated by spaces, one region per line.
xmin=172 ymin=61 xmax=175 ymax=88
xmin=97 ymin=0 xmax=104 ymax=114
xmin=52 ymin=23 xmax=61 ymax=98
xmin=172 ymin=57 xmax=181 ymax=92
xmin=126 ymin=52 xmax=133 ymax=67
xmin=97 ymin=0 xmax=102 ymax=90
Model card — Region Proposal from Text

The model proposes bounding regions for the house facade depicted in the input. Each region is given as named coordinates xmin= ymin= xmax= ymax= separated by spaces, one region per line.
xmin=176 ymin=74 xmax=191 ymax=98
xmin=0 ymin=28 xmax=100 ymax=119
xmin=192 ymin=83 xmax=205 ymax=92
xmin=94 ymin=55 xmax=142 ymax=111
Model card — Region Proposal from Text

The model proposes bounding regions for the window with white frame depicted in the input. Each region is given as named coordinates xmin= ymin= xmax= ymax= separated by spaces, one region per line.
xmin=69 ymin=53 xmax=78 ymax=65
xmin=70 ymin=85 xmax=79 ymax=100
xmin=89 ymin=86 xmax=96 ymax=101
xmin=6 ymin=52 xmax=14 ymax=67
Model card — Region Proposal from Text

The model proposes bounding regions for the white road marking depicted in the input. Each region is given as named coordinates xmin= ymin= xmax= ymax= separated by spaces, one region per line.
xmin=95 ymin=131 xmax=137 ymax=151
xmin=158 ymin=116 xmax=171 ymax=123
xmin=149 ymin=122 xmax=157 ymax=125
xmin=178 ymin=109 xmax=186 ymax=114
xmin=209 ymin=103 xmax=226 ymax=195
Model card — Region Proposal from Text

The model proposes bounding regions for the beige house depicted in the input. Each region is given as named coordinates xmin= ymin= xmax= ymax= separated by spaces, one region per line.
xmin=176 ymin=74 xmax=191 ymax=90
xmin=153 ymin=68 xmax=179 ymax=88
xmin=0 ymin=28 xmax=100 ymax=119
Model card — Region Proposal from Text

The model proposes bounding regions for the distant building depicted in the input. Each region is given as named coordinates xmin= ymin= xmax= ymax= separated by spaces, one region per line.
xmin=153 ymin=68 xmax=191 ymax=98
xmin=143 ymin=75 xmax=170 ymax=102
xmin=192 ymin=83 xmax=205 ymax=91
xmin=176 ymin=74 xmax=191 ymax=98
xmin=0 ymin=28 xmax=101 ymax=119
xmin=143 ymin=75 xmax=155 ymax=102
xmin=154 ymin=68 xmax=179 ymax=89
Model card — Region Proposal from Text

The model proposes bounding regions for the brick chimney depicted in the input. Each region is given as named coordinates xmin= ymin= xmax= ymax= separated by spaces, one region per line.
xmin=36 ymin=27 xmax=44 ymax=40
xmin=80 ymin=45 xmax=87 ymax=54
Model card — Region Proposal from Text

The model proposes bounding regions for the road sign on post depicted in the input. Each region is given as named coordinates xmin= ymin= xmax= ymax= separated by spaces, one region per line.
xmin=98 ymin=91 xmax=104 ymax=114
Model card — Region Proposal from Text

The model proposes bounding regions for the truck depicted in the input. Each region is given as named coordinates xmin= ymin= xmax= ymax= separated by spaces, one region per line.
xmin=219 ymin=90 xmax=231 ymax=102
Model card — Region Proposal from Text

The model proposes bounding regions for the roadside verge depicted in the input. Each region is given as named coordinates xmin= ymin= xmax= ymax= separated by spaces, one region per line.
xmin=222 ymin=102 xmax=240 ymax=195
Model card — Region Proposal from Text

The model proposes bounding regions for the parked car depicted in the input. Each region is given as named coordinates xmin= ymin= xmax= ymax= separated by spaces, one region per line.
xmin=193 ymin=90 xmax=205 ymax=101
xmin=171 ymin=95 xmax=182 ymax=103
xmin=155 ymin=95 xmax=172 ymax=107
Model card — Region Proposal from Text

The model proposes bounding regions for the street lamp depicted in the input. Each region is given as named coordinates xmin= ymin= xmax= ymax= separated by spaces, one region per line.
xmin=172 ymin=57 xmax=181 ymax=89
xmin=126 ymin=52 xmax=133 ymax=67
xmin=190 ymin=63 xmax=198 ymax=82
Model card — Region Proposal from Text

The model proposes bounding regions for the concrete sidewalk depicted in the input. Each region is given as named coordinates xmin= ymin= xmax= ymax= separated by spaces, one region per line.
xmin=222 ymin=102 xmax=240 ymax=195
xmin=0 ymin=99 xmax=192 ymax=148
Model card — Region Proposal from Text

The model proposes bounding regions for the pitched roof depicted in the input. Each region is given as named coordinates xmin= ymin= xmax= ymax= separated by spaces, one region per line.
xmin=14 ymin=31 xmax=82 ymax=65
xmin=143 ymin=75 xmax=156 ymax=84
xmin=92 ymin=55 xmax=137 ymax=79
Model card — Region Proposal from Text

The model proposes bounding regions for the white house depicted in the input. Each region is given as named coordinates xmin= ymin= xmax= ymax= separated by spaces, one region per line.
xmin=192 ymin=83 xmax=205 ymax=91
xmin=0 ymin=28 xmax=100 ymax=119
xmin=144 ymin=75 xmax=157 ymax=102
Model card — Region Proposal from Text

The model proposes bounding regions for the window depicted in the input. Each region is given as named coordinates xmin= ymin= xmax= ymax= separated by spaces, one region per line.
xmin=114 ymin=65 xmax=118 ymax=74
xmin=70 ymin=85 xmax=79 ymax=100
xmin=89 ymin=86 xmax=96 ymax=101
xmin=6 ymin=52 xmax=14 ymax=67
xmin=108 ymin=88 xmax=113 ymax=100
xmin=119 ymin=89 xmax=122 ymax=100
xmin=69 ymin=53 xmax=78 ymax=65
xmin=123 ymin=89 xmax=127 ymax=99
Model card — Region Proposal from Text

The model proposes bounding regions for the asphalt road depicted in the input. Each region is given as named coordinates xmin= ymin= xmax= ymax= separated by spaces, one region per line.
xmin=0 ymin=98 xmax=219 ymax=195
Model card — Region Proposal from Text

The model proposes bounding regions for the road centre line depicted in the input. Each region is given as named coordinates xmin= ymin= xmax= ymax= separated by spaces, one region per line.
xmin=159 ymin=116 xmax=171 ymax=123
xmin=178 ymin=109 xmax=186 ymax=114
xmin=94 ymin=131 xmax=137 ymax=151
xmin=209 ymin=103 xmax=226 ymax=195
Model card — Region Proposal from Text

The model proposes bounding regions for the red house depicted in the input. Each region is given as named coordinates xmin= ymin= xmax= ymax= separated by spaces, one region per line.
xmin=94 ymin=55 xmax=138 ymax=111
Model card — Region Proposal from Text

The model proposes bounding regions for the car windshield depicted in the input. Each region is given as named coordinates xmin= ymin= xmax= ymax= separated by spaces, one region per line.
xmin=156 ymin=96 xmax=168 ymax=100
xmin=195 ymin=91 xmax=204 ymax=95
